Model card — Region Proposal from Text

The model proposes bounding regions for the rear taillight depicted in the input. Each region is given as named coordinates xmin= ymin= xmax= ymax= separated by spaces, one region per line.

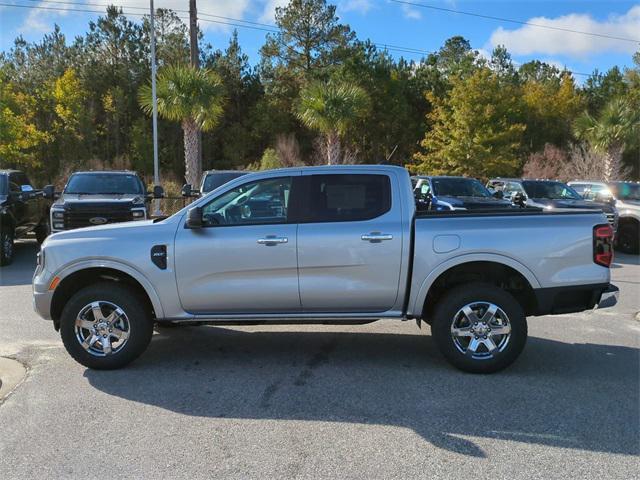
xmin=593 ymin=224 xmax=614 ymax=267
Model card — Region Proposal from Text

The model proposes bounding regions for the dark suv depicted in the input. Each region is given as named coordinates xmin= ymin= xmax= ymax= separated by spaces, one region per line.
xmin=487 ymin=178 xmax=618 ymax=231
xmin=412 ymin=175 xmax=514 ymax=211
xmin=0 ymin=170 xmax=52 ymax=265
xmin=182 ymin=170 xmax=248 ymax=198
xmin=49 ymin=171 xmax=154 ymax=233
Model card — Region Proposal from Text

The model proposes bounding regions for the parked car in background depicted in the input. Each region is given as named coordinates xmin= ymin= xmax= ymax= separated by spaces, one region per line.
xmin=182 ymin=170 xmax=248 ymax=197
xmin=0 ymin=169 xmax=53 ymax=265
xmin=49 ymin=171 xmax=160 ymax=233
xmin=412 ymin=175 xmax=514 ymax=211
xmin=34 ymin=166 xmax=618 ymax=373
xmin=488 ymin=178 xmax=619 ymax=232
xmin=568 ymin=180 xmax=640 ymax=254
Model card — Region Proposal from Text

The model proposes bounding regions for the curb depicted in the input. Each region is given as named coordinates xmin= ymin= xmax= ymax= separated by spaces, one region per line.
xmin=0 ymin=357 xmax=27 ymax=403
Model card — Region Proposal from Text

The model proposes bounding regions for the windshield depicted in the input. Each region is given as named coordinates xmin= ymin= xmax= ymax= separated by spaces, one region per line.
xmin=522 ymin=181 xmax=581 ymax=200
xmin=431 ymin=178 xmax=492 ymax=198
xmin=611 ymin=182 xmax=640 ymax=201
xmin=65 ymin=173 xmax=144 ymax=195
xmin=202 ymin=172 xmax=247 ymax=193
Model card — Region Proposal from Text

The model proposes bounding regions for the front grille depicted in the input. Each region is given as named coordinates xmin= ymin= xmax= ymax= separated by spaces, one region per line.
xmin=63 ymin=203 xmax=133 ymax=229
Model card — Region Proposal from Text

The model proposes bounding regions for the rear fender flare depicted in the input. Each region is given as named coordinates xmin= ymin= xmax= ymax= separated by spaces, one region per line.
xmin=410 ymin=253 xmax=541 ymax=316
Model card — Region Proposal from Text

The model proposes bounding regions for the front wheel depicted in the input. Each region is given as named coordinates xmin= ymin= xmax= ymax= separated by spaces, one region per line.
xmin=0 ymin=227 xmax=15 ymax=266
xmin=431 ymin=283 xmax=527 ymax=373
xmin=60 ymin=283 xmax=153 ymax=369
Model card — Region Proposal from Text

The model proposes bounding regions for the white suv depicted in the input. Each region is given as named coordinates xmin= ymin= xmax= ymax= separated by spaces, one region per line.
xmin=568 ymin=181 xmax=640 ymax=254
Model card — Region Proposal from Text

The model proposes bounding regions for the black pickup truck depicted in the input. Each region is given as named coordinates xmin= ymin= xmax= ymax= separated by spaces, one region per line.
xmin=49 ymin=170 xmax=163 ymax=233
xmin=0 ymin=170 xmax=53 ymax=265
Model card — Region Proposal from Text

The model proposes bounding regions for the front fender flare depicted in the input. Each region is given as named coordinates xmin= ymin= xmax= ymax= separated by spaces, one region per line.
xmin=53 ymin=259 xmax=165 ymax=319
xmin=409 ymin=253 xmax=542 ymax=317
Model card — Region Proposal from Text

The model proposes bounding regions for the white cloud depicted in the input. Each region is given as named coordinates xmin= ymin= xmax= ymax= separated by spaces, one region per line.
xmin=258 ymin=0 xmax=289 ymax=24
xmin=489 ymin=5 xmax=640 ymax=58
xmin=340 ymin=0 xmax=374 ymax=14
xmin=20 ymin=0 xmax=73 ymax=34
xmin=18 ymin=0 xmax=253 ymax=34
xmin=401 ymin=3 xmax=422 ymax=20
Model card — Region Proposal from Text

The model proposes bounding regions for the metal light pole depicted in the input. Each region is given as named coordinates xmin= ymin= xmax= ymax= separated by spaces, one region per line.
xmin=150 ymin=0 xmax=161 ymax=216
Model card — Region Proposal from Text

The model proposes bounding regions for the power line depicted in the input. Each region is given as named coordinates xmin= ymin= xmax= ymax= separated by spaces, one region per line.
xmin=1 ymin=2 xmax=599 ymax=77
xmin=390 ymin=0 xmax=640 ymax=44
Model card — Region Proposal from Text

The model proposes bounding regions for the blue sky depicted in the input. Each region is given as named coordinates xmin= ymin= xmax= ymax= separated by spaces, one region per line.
xmin=1 ymin=0 xmax=639 ymax=78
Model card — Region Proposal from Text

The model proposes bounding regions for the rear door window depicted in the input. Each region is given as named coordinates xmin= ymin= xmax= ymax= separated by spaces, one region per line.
xmin=301 ymin=174 xmax=391 ymax=223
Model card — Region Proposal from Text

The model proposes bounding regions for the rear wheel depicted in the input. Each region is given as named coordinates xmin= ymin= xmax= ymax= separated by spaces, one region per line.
xmin=431 ymin=283 xmax=527 ymax=373
xmin=60 ymin=283 xmax=153 ymax=369
xmin=616 ymin=221 xmax=639 ymax=254
xmin=0 ymin=227 xmax=14 ymax=266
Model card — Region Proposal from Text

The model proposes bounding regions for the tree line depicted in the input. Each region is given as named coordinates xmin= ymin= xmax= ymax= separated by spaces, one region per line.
xmin=1 ymin=0 xmax=638 ymax=189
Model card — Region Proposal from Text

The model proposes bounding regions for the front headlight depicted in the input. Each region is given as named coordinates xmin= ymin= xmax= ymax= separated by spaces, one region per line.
xmin=52 ymin=210 xmax=64 ymax=219
xmin=132 ymin=208 xmax=146 ymax=218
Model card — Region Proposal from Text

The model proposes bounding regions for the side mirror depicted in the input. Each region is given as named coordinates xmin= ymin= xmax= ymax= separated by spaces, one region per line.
xmin=185 ymin=206 xmax=203 ymax=229
xmin=43 ymin=185 xmax=55 ymax=200
xmin=181 ymin=184 xmax=193 ymax=197
xmin=152 ymin=185 xmax=164 ymax=199
xmin=493 ymin=190 xmax=504 ymax=199
xmin=512 ymin=192 xmax=527 ymax=207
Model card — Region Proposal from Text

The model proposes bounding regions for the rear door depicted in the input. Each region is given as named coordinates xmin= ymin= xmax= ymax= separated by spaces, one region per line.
xmin=296 ymin=172 xmax=404 ymax=313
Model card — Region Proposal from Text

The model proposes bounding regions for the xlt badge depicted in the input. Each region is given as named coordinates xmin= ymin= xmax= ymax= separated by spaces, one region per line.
xmin=150 ymin=245 xmax=167 ymax=270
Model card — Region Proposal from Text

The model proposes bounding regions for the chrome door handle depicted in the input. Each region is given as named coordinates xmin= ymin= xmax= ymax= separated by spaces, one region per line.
xmin=361 ymin=232 xmax=393 ymax=242
xmin=257 ymin=236 xmax=288 ymax=245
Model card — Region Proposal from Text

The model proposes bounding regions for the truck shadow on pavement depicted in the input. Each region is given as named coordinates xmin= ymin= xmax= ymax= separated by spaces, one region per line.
xmin=84 ymin=326 xmax=640 ymax=459
xmin=0 ymin=240 xmax=36 ymax=286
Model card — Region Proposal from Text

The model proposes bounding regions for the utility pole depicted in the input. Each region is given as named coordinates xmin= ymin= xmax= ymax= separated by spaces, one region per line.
xmin=189 ymin=0 xmax=202 ymax=179
xmin=150 ymin=0 xmax=161 ymax=216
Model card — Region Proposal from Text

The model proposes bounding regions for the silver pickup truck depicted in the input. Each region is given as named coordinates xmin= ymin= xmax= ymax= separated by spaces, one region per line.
xmin=33 ymin=166 xmax=618 ymax=373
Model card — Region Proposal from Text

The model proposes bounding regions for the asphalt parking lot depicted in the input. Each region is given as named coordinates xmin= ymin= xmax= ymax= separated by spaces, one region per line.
xmin=0 ymin=240 xmax=638 ymax=479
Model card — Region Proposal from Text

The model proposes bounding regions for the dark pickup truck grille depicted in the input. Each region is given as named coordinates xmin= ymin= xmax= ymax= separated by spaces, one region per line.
xmin=63 ymin=203 xmax=133 ymax=229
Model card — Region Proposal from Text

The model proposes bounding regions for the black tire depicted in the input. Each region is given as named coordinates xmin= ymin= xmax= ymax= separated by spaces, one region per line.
xmin=35 ymin=219 xmax=50 ymax=245
xmin=60 ymin=282 xmax=153 ymax=370
xmin=0 ymin=227 xmax=14 ymax=266
xmin=616 ymin=221 xmax=639 ymax=254
xmin=431 ymin=283 xmax=527 ymax=373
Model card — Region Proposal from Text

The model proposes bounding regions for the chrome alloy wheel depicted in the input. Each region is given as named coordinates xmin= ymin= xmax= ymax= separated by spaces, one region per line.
xmin=74 ymin=301 xmax=130 ymax=357
xmin=450 ymin=302 xmax=512 ymax=360
xmin=2 ymin=232 xmax=13 ymax=258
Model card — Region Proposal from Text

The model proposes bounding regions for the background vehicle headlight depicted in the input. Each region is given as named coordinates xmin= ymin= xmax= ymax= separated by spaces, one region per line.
xmin=52 ymin=210 xmax=64 ymax=219
xmin=53 ymin=222 xmax=64 ymax=230
xmin=132 ymin=209 xmax=145 ymax=218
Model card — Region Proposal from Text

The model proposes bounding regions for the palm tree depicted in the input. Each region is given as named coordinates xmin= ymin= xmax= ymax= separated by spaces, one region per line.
xmin=296 ymin=79 xmax=370 ymax=165
xmin=139 ymin=65 xmax=224 ymax=186
xmin=574 ymin=98 xmax=639 ymax=181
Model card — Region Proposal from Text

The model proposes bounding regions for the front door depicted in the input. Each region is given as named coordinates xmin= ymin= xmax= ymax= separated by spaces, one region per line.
xmin=296 ymin=173 xmax=403 ymax=313
xmin=175 ymin=175 xmax=300 ymax=314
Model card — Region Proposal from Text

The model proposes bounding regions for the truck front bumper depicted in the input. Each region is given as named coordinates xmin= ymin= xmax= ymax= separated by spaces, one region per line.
xmin=32 ymin=267 xmax=54 ymax=321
